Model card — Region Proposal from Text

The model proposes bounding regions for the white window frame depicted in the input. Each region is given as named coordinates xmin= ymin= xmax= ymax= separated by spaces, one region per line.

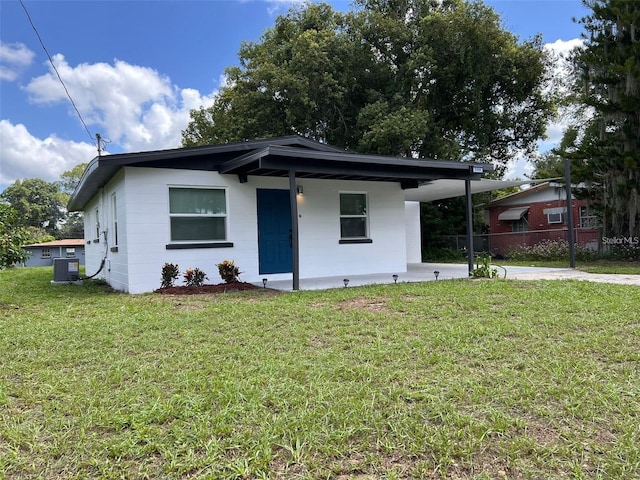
xmin=580 ymin=206 xmax=600 ymax=228
xmin=339 ymin=192 xmax=369 ymax=239
xmin=512 ymin=215 xmax=528 ymax=232
xmin=41 ymin=248 xmax=51 ymax=259
xmin=547 ymin=212 xmax=564 ymax=224
xmin=66 ymin=248 xmax=76 ymax=258
xmin=111 ymin=194 xmax=118 ymax=247
xmin=95 ymin=208 xmax=100 ymax=240
xmin=168 ymin=186 xmax=228 ymax=243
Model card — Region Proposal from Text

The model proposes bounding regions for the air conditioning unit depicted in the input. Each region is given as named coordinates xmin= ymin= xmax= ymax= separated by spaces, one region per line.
xmin=53 ymin=258 xmax=80 ymax=283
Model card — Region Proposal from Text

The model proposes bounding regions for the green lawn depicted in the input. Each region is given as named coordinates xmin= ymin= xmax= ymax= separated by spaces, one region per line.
xmin=1 ymin=268 xmax=639 ymax=479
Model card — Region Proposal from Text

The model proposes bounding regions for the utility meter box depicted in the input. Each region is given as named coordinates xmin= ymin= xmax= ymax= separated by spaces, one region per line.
xmin=53 ymin=258 xmax=80 ymax=282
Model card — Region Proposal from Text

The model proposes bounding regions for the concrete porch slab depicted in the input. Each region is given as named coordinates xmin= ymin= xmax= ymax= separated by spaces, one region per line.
xmin=255 ymin=263 xmax=569 ymax=292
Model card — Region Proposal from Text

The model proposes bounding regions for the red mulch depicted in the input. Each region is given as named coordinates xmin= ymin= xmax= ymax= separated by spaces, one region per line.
xmin=155 ymin=281 xmax=260 ymax=295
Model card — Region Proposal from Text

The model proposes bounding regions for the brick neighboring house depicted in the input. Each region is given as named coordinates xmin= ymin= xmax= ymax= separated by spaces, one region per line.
xmin=485 ymin=182 xmax=601 ymax=257
xmin=22 ymin=239 xmax=85 ymax=267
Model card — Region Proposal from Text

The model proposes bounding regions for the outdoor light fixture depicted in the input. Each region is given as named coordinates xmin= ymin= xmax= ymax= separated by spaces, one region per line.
xmin=434 ymin=271 xmax=440 ymax=280
xmin=262 ymin=278 xmax=268 ymax=288
xmin=343 ymin=278 xmax=349 ymax=287
xmin=392 ymin=274 xmax=398 ymax=284
xmin=296 ymin=185 xmax=304 ymax=195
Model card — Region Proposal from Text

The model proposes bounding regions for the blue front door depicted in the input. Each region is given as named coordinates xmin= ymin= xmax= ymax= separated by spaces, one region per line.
xmin=257 ymin=189 xmax=292 ymax=274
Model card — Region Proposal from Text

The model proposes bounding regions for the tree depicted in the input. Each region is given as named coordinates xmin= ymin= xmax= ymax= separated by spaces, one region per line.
xmin=58 ymin=164 xmax=87 ymax=239
xmin=59 ymin=163 xmax=88 ymax=195
xmin=530 ymin=151 xmax=564 ymax=179
xmin=561 ymin=0 xmax=640 ymax=237
xmin=0 ymin=204 xmax=29 ymax=268
xmin=183 ymin=0 xmax=554 ymax=173
xmin=0 ymin=179 xmax=66 ymax=237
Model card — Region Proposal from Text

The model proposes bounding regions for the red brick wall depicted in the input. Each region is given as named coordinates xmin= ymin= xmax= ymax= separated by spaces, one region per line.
xmin=488 ymin=199 xmax=600 ymax=257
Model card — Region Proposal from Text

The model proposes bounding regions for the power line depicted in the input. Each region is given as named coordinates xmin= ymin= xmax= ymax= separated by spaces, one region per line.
xmin=19 ymin=0 xmax=96 ymax=146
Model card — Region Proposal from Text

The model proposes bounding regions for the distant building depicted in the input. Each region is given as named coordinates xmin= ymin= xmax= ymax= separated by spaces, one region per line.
xmin=485 ymin=182 xmax=601 ymax=257
xmin=22 ymin=239 xmax=85 ymax=267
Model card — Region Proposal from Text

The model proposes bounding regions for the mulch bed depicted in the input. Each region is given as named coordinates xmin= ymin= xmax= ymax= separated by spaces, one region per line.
xmin=155 ymin=281 xmax=260 ymax=295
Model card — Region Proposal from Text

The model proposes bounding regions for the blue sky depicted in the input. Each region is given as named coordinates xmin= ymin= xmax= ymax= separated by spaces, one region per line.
xmin=0 ymin=0 xmax=589 ymax=191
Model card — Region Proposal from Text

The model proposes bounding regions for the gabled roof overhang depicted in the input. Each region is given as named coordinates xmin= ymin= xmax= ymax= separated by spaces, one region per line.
xmin=219 ymin=145 xmax=489 ymax=185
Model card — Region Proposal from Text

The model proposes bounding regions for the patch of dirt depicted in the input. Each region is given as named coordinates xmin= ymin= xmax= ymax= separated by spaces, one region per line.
xmin=338 ymin=296 xmax=392 ymax=313
xmin=154 ymin=281 xmax=260 ymax=295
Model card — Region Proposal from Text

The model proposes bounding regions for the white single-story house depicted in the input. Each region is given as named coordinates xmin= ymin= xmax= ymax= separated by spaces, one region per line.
xmin=22 ymin=238 xmax=85 ymax=267
xmin=68 ymin=136 xmax=506 ymax=293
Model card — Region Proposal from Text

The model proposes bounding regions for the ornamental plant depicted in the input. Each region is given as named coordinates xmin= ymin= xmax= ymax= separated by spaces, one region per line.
xmin=216 ymin=260 xmax=240 ymax=283
xmin=160 ymin=263 xmax=180 ymax=288
xmin=183 ymin=268 xmax=208 ymax=287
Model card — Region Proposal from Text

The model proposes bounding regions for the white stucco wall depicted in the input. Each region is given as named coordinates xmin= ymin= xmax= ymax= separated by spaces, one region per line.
xmin=404 ymin=201 xmax=422 ymax=263
xmin=83 ymin=167 xmax=410 ymax=293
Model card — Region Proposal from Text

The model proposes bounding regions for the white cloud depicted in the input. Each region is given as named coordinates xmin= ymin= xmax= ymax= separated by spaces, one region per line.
xmin=23 ymin=55 xmax=217 ymax=153
xmin=0 ymin=41 xmax=35 ymax=81
xmin=0 ymin=120 xmax=96 ymax=185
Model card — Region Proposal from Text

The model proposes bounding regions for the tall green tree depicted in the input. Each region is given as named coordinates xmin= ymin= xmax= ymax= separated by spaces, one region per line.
xmin=0 ymin=179 xmax=66 ymax=237
xmin=59 ymin=163 xmax=88 ymax=195
xmin=561 ymin=0 xmax=640 ymax=237
xmin=58 ymin=164 xmax=87 ymax=239
xmin=0 ymin=203 xmax=29 ymax=268
xmin=183 ymin=0 xmax=553 ymax=174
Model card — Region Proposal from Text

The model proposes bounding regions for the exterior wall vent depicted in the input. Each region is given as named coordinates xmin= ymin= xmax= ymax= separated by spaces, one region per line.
xmin=53 ymin=258 xmax=80 ymax=283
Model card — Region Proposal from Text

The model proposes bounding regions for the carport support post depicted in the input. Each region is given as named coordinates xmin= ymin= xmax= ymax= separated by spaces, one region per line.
xmin=289 ymin=170 xmax=300 ymax=290
xmin=465 ymin=179 xmax=474 ymax=276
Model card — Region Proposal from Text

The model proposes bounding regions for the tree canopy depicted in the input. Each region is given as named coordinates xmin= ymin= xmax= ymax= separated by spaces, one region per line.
xmin=559 ymin=0 xmax=640 ymax=237
xmin=0 ymin=203 xmax=29 ymax=268
xmin=0 ymin=164 xmax=87 ymax=241
xmin=0 ymin=179 xmax=66 ymax=237
xmin=183 ymin=0 xmax=554 ymax=174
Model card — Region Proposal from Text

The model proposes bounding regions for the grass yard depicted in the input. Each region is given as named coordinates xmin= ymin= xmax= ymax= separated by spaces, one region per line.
xmin=1 ymin=268 xmax=639 ymax=479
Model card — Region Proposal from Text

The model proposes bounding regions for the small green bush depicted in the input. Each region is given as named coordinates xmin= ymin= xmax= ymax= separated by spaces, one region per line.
xmin=160 ymin=263 xmax=180 ymax=288
xmin=183 ymin=268 xmax=207 ymax=287
xmin=217 ymin=260 xmax=241 ymax=283
xmin=471 ymin=255 xmax=500 ymax=278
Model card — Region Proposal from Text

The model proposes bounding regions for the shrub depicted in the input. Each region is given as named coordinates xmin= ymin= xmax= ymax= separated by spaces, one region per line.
xmin=217 ymin=260 xmax=241 ymax=283
xmin=160 ymin=263 xmax=180 ymax=288
xmin=507 ymin=239 xmax=595 ymax=261
xmin=601 ymin=244 xmax=640 ymax=261
xmin=183 ymin=268 xmax=208 ymax=287
xmin=471 ymin=255 xmax=500 ymax=278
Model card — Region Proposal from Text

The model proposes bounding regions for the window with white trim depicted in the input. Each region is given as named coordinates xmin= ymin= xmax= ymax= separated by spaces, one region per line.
xmin=111 ymin=194 xmax=118 ymax=246
xmin=169 ymin=187 xmax=227 ymax=242
xmin=512 ymin=214 xmax=528 ymax=232
xmin=95 ymin=208 xmax=100 ymax=240
xmin=580 ymin=206 xmax=601 ymax=228
xmin=339 ymin=193 xmax=368 ymax=239
xmin=66 ymin=248 xmax=76 ymax=258
xmin=547 ymin=212 xmax=564 ymax=224
xmin=41 ymin=248 xmax=51 ymax=259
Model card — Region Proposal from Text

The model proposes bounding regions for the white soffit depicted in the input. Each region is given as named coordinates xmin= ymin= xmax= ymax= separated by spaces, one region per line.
xmin=403 ymin=178 xmax=548 ymax=203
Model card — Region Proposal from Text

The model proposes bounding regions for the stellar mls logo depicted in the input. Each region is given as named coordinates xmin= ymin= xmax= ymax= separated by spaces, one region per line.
xmin=602 ymin=236 xmax=640 ymax=246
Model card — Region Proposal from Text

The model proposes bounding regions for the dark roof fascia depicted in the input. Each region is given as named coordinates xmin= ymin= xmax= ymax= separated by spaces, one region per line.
xmin=220 ymin=145 xmax=493 ymax=178
xmin=67 ymin=136 xmax=343 ymax=211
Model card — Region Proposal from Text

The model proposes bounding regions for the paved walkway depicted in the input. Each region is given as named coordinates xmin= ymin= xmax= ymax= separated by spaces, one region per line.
xmin=260 ymin=263 xmax=640 ymax=291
